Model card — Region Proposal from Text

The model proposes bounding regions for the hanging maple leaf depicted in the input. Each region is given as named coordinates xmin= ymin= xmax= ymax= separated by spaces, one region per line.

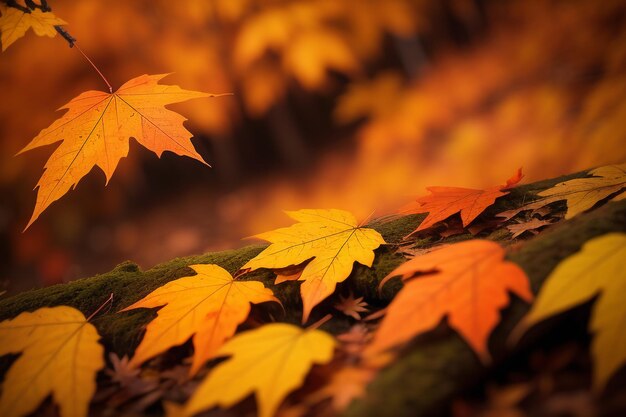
xmin=513 ymin=233 xmax=626 ymax=390
xmin=0 ymin=306 xmax=104 ymax=417
xmin=17 ymin=73 xmax=227 ymax=229
xmin=528 ymin=163 xmax=625 ymax=220
xmin=242 ymin=209 xmax=385 ymax=323
xmin=121 ymin=264 xmax=278 ymax=375
xmin=0 ymin=4 xmax=67 ymax=51
xmin=182 ymin=323 xmax=336 ymax=417
xmin=506 ymin=218 xmax=553 ymax=239
xmin=366 ymin=240 xmax=533 ymax=362
xmin=402 ymin=168 xmax=523 ymax=236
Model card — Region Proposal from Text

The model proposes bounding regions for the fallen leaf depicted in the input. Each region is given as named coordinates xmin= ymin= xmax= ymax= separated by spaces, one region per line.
xmin=334 ymin=293 xmax=369 ymax=320
xmin=273 ymin=264 xmax=305 ymax=284
xmin=243 ymin=209 xmax=385 ymax=323
xmin=103 ymin=352 xmax=161 ymax=410
xmin=307 ymin=366 xmax=375 ymax=411
xmin=506 ymin=218 xmax=553 ymax=238
xmin=395 ymin=244 xmax=445 ymax=259
xmin=18 ymin=74 xmax=227 ymax=229
xmin=106 ymin=353 xmax=140 ymax=387
xmin=537 ymin=163 xmax=626 ymax=219
xmin=0 ymin=306 xmax=104 ymax=417
xmin=504 ymin=163 xmax=626 ymax=222
xmin=403 ymin=168 xmax=523 ymax=236
xmin=514 ymin=233 xmax=626 ymax=390
xmin=467 ymin=218 xmax=506 ymax=236
xmin=440 ymin=223 xmax=467 ymax=238
xmin=121 ymin=263 xmax=278 ymax=375
xmin=183 ymin=323 xmax=335 ymax=417
xmin=367 ymin=240 xmax=533 ymax=362
xmin=533 ymin=206 xmax=555 ymax=218
xmin=337 ymin=324 xmax=371 ymax=349
xmin=0 ymin=5 xmax=67 ymax=51
xmin=496 ymin=202 xmax=559 ymax=222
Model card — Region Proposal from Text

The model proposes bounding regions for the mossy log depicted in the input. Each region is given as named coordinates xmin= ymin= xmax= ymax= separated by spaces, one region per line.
xmin=0 ymin=168 xmax=624 ymax=416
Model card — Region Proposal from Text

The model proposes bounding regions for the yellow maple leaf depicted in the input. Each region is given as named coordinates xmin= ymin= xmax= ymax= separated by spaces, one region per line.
xmin=17 ymin=73 xmax=226 ymax=229
xmin=183 ymin=323 xmax=335 ymax=417
xmin=514 ymin=233 xmax=626 ymax=391
xmin=243 ymin=209 xmax=385 ymax=323
xmin=536 ymin=163 xmax=626 ymax=219
xmin=0 ymin=5 xmax=67 ymax=51
xmin=0 ymin=306 xmax=104 ymax=417
xmin=121 ymin=264 xmax=278 ymax=375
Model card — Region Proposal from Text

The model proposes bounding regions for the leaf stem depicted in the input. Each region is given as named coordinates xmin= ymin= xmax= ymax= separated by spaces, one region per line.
xmin=307 ymin=313 xmax=332 ymax=330
xmin=358 ymin=209 xmax=377 ymax=227
xmin=74 ymin=42 xmax=113 ymax=93
xmin=87 ymin=293 xmax=114 ymax=321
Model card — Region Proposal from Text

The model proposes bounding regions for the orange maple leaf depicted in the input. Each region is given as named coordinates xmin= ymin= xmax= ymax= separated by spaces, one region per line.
xmin=365 ymin=240 xmax=533 ymax=362
xmin=17 ymin=74 xmax=229 ymax=229
xmin=402 ymin=168 xmax=523 ymax=236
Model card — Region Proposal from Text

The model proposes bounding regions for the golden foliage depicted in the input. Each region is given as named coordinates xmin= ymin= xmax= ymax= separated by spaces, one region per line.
xmin=183 ymin=323 xmax=335 ymax=417
xmin=243 ymin=209 xmax=385 ymax=323
xmin=0 ymin=306 xmax=104 ymax=417
xmin=122 ymin=263 xmax=278 ymax=375
xmin=515 ymin=233 xmax=626 ymax=390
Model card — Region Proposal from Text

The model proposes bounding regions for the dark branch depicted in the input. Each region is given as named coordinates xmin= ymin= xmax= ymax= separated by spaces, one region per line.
xmin=5 ymin=0 xmax=31 ymax=13
xmin=25 ymin=0 xmax=50 ymax=12
xmin=54 ymin=25 xmax=75 ymax=47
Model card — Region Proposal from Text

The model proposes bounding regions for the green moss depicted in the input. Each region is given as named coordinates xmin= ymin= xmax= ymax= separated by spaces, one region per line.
xmin=369 ymin=214 xmax=424 ymax=245
xmin=346 ymin=334 xmax=481 ymax=417
xmin=0 ymin=245 xmax=268 ymax=354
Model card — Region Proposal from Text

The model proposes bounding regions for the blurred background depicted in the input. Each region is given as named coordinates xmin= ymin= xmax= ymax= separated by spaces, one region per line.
xmin=0 ymin=0 xmax=625 ymax=293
